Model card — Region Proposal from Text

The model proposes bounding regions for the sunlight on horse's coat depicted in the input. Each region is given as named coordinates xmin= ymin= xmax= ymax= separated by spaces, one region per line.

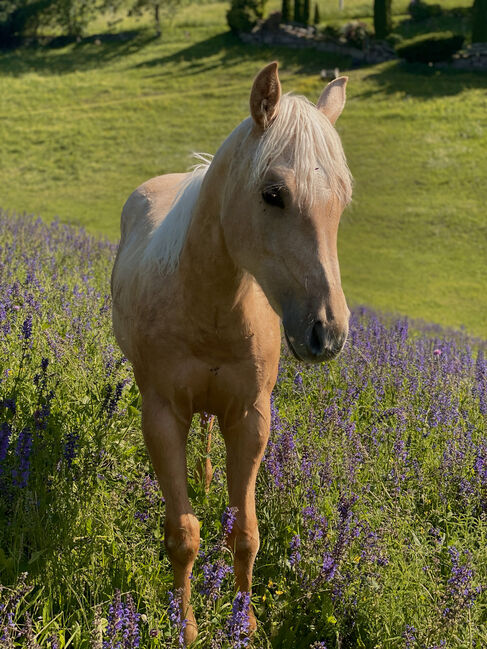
xmin=111 ymin=61 xmax=352 ymax=645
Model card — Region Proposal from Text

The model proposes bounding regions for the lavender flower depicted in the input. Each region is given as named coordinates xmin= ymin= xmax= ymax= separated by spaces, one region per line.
xmin=103 ymin=591 xmax=141 ymax=649
xmin=21 ymin=315 xmax=32 ymax=341
xmin=226 ymin=591 xmax=251 ymax=648
xmin=12 ymin=427 xmax=32 ymax=487
xmin=168 ymin=590 xmax=187 ymax=648
xmin=221 ymin=506 xmax=237 ymax=539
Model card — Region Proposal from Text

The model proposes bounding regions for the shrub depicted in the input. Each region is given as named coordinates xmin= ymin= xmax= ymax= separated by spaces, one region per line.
xmin=408 ymin=0 xmax=442 ymax=22
xmin=396 ymin=32 xmax=465 ymax=62
xmin=226 ymin=0 xmax=262 ymax=32
xmin=341 ymin=20 xmax=372 ymax=48
xmin=322 ymin=22 xmax=340 ymax=40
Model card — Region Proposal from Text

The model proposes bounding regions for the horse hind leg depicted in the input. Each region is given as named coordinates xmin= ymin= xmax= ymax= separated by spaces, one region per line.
xmin=142 ymin=394 xmax=199 ymax=645
xmin=195 ymin=413 xmax=214 ymax=493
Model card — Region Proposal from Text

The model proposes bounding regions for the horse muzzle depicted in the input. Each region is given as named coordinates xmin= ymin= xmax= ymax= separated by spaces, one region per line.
xmin=283 ymin=318 xmax=348 ymax=364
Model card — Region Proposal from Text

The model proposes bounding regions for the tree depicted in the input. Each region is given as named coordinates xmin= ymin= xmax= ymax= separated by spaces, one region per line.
xmin=472 ymin=0 xmax=487 ymax=42
xmin=281 ymin=0 xmax=291 ymax=23
xmin=313 ymin=2 xmax=321 ymax=24
xmin=373 ymin=0 xmax=392 ymax=39
xmin=303 ymin=0 xmax=310 ymax=24
xmin=294 ymin=0 xmax=302 ymax=22
xmin=52 ymin=0 xmax=100 ymax=37
xmin=131 ymin=0 xmax=182 ymax=35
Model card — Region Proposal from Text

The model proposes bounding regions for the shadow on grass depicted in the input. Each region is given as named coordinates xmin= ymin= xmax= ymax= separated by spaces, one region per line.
xmin=0 ymin=28 xmax=158 ymax=76
xmin=133 ymin=30 xmax=352 ymax=77
xmin=393 ymin=6 xmax=472 ymax=42
xmin=359 ymin=59 xmax=487 ymax=99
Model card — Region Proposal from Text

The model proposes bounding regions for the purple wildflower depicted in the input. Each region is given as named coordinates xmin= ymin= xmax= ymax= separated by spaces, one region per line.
xmin=12 ymin=427 xmax=32 ymax=487
xmin=63 ymin=431 xmax=79 ymax=468
xmin=0 ymin=422 xmax=12 ymax=474
xmin=168 ymin=590 xmax=187 ymax=648
xmin=21 ymin=315 xmax=32 ymax=341
xmin=289 ymin=534 xmax=301 ymax=566
xmin=402 ymin=624 xmax=417 ymax=649
xmin=103 ymin=591 xmax=140 ymax=649
xmin=221 ymin=506 xmax=237 ymax=539
xmin=226 ymin=591 xmax=251 ymax=648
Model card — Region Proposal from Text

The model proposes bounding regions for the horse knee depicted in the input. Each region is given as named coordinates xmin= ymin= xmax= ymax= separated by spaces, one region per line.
xmin=233 ymin=528 xmax=259 ymax=561
xmin=165 ymin=515 xmax=200 ymax=568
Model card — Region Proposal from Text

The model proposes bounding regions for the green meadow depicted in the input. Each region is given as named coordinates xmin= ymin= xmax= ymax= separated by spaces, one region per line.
xmin=0 ymin=0 xmax=486 ymax=337
xmin=1 ymin=3 xmax=487 ymax=648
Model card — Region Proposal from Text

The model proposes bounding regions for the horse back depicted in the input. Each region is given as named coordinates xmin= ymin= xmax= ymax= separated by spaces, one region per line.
xmin=119 ymin=172 xmax=189 ymax=242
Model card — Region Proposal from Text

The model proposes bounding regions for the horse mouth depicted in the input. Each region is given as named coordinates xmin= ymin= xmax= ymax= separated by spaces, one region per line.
xmin=284 ymin=329 xmax=302 ymax=361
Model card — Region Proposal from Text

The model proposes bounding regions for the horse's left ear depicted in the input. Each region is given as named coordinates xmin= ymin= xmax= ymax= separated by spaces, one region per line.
xmin=317 ymin=76 xmax=348 ymax=125
xmin=250 ymin=61 xmax=281 ymax=130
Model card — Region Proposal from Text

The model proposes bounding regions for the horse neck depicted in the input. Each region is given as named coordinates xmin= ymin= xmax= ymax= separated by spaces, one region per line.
xmin=178 ymin=130 xmax=249 ymax=317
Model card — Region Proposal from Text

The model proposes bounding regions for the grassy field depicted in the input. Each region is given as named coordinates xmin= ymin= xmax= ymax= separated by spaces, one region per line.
xmin=0 ymin=0 xmax=486 ymax=339
xmin=0 ymin=209 xmax=486 ymax=648
xmin=1 ymin=4 xmax=487 ymax=647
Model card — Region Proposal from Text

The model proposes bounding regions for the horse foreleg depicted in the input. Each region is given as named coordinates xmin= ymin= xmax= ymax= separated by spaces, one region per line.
xmin=142 ymin=395 xmax=199 ymax=645
xmin=220 ymin=400 xmax=270 ymax=633
xmin=195 ymin=413 xmax=214 ymax=492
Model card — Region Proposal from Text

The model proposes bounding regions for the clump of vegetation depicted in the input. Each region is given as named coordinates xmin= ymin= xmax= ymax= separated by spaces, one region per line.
xmin=1 ymin=209 xmax=486 ymax=647
xmin=341 ymin=19 xmax=371 ymax=48
xmin=396 ymin=31 xmax=465 ymax=62
xmin=408 ymin=0 xmax=442 ymax=22
xmin=226 ymin=0 xmax=262 ymax=32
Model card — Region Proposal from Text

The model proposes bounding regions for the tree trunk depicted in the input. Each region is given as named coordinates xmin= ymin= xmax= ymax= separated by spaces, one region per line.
xmin=472 ymin=0 xmax=487 ymax=43
xmin=282 ymin=0 xmax=291 ymax=23
xmin=374 ymin=0 xmax=392 ymax=39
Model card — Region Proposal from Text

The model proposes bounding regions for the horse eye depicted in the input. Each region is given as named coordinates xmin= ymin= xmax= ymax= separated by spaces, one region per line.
xmin=262 ymin=186 xmax=285 ymax=209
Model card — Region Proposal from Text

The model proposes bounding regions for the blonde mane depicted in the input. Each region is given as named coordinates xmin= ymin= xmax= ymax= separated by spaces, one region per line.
xmin=250 ymin=93 xmax=353 ymax=207
xmin=141 ymin=95 xmax=351 ymax=278
xmin=142 ymin=158 xmax=211 ymax=275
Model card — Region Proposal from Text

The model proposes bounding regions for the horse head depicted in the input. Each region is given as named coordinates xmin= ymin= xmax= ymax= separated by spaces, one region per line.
xmin=221 ymin=62 xmax=352 ymax=363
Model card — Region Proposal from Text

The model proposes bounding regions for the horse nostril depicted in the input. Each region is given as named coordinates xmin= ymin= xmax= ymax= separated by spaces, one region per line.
xmin=308 ymin=320 xmax=325 ymax=357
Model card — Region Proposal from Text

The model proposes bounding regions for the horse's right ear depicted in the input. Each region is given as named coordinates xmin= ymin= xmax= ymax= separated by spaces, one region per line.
xmin=250 ymin=61 xmax=281 ymax=130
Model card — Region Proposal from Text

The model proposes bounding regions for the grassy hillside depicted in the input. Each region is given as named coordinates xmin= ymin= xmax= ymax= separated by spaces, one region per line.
xmin=0 ymin=2 xmax=486 ymax=335
xmin=0 ymin=209 xmax=486 ymax=648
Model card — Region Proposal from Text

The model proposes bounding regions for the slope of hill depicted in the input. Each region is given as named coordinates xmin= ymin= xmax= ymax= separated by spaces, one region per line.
xmin=0 ymin=2 xmax=485 ymax=335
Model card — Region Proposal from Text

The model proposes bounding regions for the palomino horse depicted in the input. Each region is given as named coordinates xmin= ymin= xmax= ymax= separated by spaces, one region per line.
xmin=111 ymin=62 xmax=352 ymax=644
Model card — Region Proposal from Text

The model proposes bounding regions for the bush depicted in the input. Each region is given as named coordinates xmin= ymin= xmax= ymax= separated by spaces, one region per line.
xmin=341 ymin=20 xmax=372 ymax=48
xmin=321 ymin=22 xmax=340 ymax=40
xmin=408 ymin=0 xmax=442 ymax=22
xmin=226 ymin=0 xmax=261 ymax=32
xmin=0 ymin=0 xmax=54 ymax=47
xmin=396 ymin=32 xmax=465 ymax=62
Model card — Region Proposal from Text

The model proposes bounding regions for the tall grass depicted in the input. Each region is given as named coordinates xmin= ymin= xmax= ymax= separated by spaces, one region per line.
xmin=0 ymin=209 xmax=486 ymax=648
